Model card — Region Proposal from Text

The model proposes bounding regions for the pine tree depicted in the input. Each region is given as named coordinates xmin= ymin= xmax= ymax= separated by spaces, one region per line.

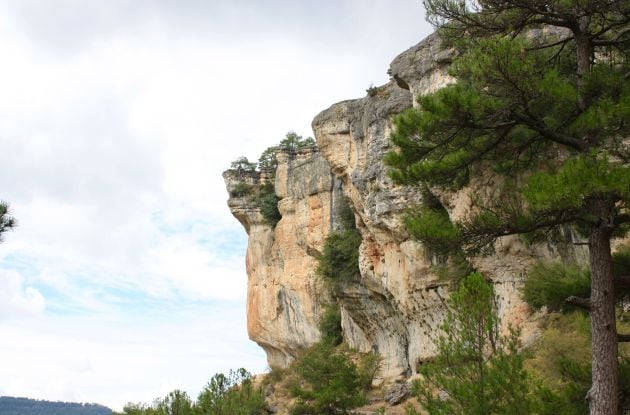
xmin=386 ymin=2 xmax=629 ymax=413
xmin=0 ymin=201 xmax=16 ymax=242
xmin=408 ymin=272 xmax=533 ymax=415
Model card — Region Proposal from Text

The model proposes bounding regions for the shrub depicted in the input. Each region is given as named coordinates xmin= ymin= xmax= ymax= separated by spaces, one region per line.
xmin=337 ymin=196 xmax=356 ymax=231
xmin=258 ymin=146 xmax=278 ymax=172
xmin=525 ymin=312 xmax=630 ymax=414
xmin=257 ymin=183 xmax=281 ymax=226
xmin=522 ymin=262 xmax=591 ymax=312
xmin=230 ymin=156 xmax=257 ymax=172
xmin=357 ymin=351 xmax=381 ymax=390
xmin=195 ymin=368 xmax=267 ymax=415
xmin=156 ymin=390 xmax=192 ymax=415
xmin=523 ymin=250 xmax=630 ymax=313
xmin=290 ymin=343 xmax=366 ymax=415
xmin=229 ymin=182 xmax=253 ymax=198
xmin=279 ymin=131 xmax=315 ymax=151
xmin=318 ymin=303 xmax=343 ymax=346
xmin=316 ymin=229 xmax=362 ymax=289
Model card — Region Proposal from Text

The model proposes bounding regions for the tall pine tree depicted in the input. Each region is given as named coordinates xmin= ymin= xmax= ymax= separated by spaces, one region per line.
xmin=386 ymin=1 xmax=629 ymax=413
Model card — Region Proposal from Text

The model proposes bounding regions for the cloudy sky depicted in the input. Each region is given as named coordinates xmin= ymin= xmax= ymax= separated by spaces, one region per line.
xmin=0 ymin=0 xmax=432 ymax=410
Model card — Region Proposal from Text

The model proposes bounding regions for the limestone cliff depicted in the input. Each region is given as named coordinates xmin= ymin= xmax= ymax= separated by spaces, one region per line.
xmin=223 ymin=33 xmax=585 ymax=378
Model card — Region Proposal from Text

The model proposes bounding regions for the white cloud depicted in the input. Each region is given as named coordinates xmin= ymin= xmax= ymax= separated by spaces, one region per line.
xmin=0 ymin=0 xmax=433 ymax=409
xmin=0 ymin=270 xmax=45 ymax=320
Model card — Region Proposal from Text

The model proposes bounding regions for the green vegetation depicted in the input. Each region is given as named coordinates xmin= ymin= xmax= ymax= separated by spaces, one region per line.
xmin=525 ymin=312 xmax=630 ymax=414
xmin=257 ymin=182 xmax=281 ymax=227
xmin=0 ymin=201 xmax=16 ymax=242
xmin=228 ymin=182 xmax=253 ymax=198
xmin=195 ymin=369 xmax=266 ymax=415
xmin=408 ymin=272 xmax=534 ymax=415
xmin=524 ymin=247 xmax=630 ymax=312
xmin=114 ymin=369 xmax=266 ymax=415
xmin=387 ymin=0 xmax=629 ymax=411
xmin=229 ymin=131 xmax=316 ymax=228
xmin=156 ymin=390 xmax=192 ymax=415
xmin=289 ymin=342 xmax=367 ymax=415
xmin=318 ymin=303 xmax=343 ymax=346
xmin=316 ymin=197 xmax=361 ymax=291
xmin=523 ymin=262 xmax=591 ymax=312
xmin=229 ymin=157 xmax=256 ymax=173
xmin=256 ymin=132 xmax=315 ymax=172
xmin=316 ymin=229 xmax=362 ymax=289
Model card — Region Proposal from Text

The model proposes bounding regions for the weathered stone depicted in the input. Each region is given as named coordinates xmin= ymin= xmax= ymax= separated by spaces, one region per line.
xmin=384 ymin=382 xmax=411 ymax=406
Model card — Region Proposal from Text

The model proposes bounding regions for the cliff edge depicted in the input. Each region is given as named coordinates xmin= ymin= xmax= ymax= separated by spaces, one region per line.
xmin=223 ymin=32 xmax=585 ymax=379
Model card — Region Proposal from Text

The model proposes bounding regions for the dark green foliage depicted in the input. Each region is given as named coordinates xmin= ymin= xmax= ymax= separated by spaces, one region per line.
xmin=156 ymin=390 xmax=192 ymax=415
xmin=290 ymin=343 xmax=366 ymax=415
xmin=318 ymin=303 xmax=343 ymax=346
xmin=195 ymin=369 xmax=267 ymax=415
xmin=116 ymin=369 xmax=266 ymax=415
xmin=385 ymin=19 xmax=630 ymax=254
xmin=279 ymin=131 xmax=315 ymax=151
xmin=258 ymin=146 xmax=278 ymax=172
xmin=523 ymin=253 xmax=630 ymax=312
xmin=316 ymin=230 xmax=362 ymax=289
xmin=256 ymin=131 xmax=316 ymax=176
xmin=405 ymin=206 xmax=459 ymax=256
xmin=0 ymin=397 xmax=112 ymax=415
xmin=523 ymin=262 xmax=591 ymax=312
xmin=229 ymin=182 xmax=253 ymax=198
xmin=115 ymin=403 xmax=157 ymax=415
xmin=387 ymin=2 xmax=629 ymax=410
xmin=337 ymin=197 xmax=356 ymax=231
xmin=230 ymin=157 xmax=257 ymax=173
xmin=409 ymin=272 xmax=534 ymax=415
xmin=0 ymin=201 xmax=16 ymax=242
xmin=229 ymin=130 xmax=317 ymax=227
xmin=257 ymin=182 xmax=281 ymax=227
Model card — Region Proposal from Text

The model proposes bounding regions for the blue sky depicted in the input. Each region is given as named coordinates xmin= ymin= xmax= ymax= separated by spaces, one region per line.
xmin=0 ymin=0 xmax=432 ymax=410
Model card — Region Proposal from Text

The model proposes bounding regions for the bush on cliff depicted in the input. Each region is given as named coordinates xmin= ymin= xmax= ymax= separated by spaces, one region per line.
xmin=289 ymin=342 xmax=366 ymax=415
xmin=523 ymin=247 xmax=630 ymax=313
xmin=316 ymin=229 xmax=362 ymax=289
xmin=318 ymin=303 xmax=343 ymax=346
xmin=257 ymin=182 xmax=281 ymax=227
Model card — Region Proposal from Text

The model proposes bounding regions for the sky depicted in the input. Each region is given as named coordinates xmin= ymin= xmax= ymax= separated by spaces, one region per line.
xmin=0 ymin=0 xmax=432 ymax=410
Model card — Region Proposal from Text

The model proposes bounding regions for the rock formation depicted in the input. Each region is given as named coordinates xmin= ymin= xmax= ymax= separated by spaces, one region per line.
xmin=223 ymin=32 xmax=586 ymax=378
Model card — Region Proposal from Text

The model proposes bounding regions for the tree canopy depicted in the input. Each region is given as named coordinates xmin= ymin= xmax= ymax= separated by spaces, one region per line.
xmin=386 ymin=1 xmax=629 ymax=413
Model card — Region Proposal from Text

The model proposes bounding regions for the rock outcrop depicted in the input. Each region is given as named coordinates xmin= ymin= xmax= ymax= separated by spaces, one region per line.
xmin=223 ymin=32 xmax=586 ymax=377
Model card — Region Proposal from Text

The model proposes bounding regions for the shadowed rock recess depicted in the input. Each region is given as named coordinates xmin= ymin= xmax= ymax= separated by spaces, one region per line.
xmin=223 ymin=32 xmax=586 ymax=379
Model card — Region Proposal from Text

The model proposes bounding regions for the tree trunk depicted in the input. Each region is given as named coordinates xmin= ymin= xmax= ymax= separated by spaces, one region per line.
xmin=589 ymin=223 xmax=619 ymax=415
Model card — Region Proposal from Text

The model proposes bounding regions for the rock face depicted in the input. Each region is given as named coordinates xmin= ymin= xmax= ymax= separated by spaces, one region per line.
xmin=223 ymin=32 xmax=585 ymax=377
